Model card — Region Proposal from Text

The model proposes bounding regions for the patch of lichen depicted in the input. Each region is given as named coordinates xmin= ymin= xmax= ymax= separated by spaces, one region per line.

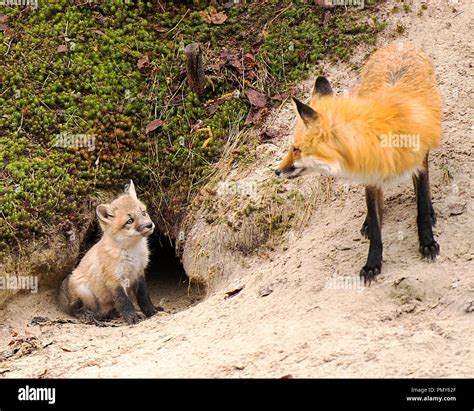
xmin=0 ymin=0 xmax=383 ymax=256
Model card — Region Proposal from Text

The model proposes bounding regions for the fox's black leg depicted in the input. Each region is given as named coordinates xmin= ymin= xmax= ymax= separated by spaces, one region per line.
xmin=360 ymin=186 xmax=383 ymax=285
xmin=135 ymin=276 xmax=162 ymax=317
xmin=113 ymin=286 xmax=140 ymax=325
xmin=361 ymin=189 xmax=383 ymax=238
xmin=413 ymin=153 xmax=439 ymax=260
xmin=360 ymin=215 xmax=369 ymax=239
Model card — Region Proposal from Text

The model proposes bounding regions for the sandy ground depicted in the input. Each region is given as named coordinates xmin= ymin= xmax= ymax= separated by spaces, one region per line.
xmin=1 ymin=0 xmax=473 ymax=378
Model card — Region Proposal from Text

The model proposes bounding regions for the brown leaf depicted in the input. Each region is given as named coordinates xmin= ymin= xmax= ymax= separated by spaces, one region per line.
xmin=260 ymin=128 xmax=280 ymax=141
xmin=57 ymin=44 xmax=68 ymax=53
xmin=245 ymin=107 xmax=268 ymax=125
xmin=90 ymin=29 xmax=105 ymax=36
xmin=145 ymin=119 xmax=163 ymax=134
xmin=270 ymin=92 xmax=290 ymax=102
xmin=150 ymin=23 xmax=167 ymax=33
xmin=92 ymin=12 xmax=109 ymax=23
xmin=0 ymin=14 xmax=9 ymax=23
xmin=244 ymin=52 xmax=256 ymax=67
xmin=137 ymin=54 xmax=150 ymax=69
xmin=210 ymin=11 xmax=227 ymax=24
xmin=116 ymin=104 xmax=124 ymax=113
xmin=220 ymin=48 xmax=243 ymax=72
xmin=200 ymin=7 xmax=228 ymax=25
xmin=246 ymin=89 xmax=267 ymax=108
xmin=0 ymin=22 xmax=12 ymax=36
xmin=209 ymin=61 xmax=225 ymax=72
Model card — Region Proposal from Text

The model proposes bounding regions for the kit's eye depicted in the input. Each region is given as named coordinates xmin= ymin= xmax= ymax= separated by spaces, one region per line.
xmin=293 ymin=146 xmax=301 ymax=153
xmin=142 ymin=210 xmax=147 ymax=216
xmin=126 ymin=218 xmax=134 ymax=225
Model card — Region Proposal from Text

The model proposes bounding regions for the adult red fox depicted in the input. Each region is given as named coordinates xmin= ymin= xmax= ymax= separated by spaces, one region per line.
xmin=275 ymin=43 xmax=441 ymax=284
xmin=59 ymin=180 xmax=161 ymax=324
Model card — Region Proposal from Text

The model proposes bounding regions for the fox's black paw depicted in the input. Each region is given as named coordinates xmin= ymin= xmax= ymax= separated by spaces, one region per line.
xmin=77 ymin=310 xmax=102 ymax=326
xmin=419 ymin=240 xmax=439 ymax=260
xmin=144 ymin=305 xmax=164 ymax=317
xmin=124 ymin=312 xmax=141 ymax=325
xmin=360 ymin=264 xmax=381 ymax=286
xmin=360 ymin=220 xmax=369 ymax=239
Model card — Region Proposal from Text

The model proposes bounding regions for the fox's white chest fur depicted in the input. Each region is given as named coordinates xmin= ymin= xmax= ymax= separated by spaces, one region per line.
xmin=113 ymin=239 xmax=149 ymax=289
xmin=296 ymin=157 xmax=420 ymax=188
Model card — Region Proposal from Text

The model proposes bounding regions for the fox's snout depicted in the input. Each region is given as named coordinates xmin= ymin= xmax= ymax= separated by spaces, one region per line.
xmin=275 ymin=165 xmax=298 ymax=178
xmin=138 ymin=221 xmax=155 ymax=236
xmin=275 ymin=147 xmax=306 ymax=179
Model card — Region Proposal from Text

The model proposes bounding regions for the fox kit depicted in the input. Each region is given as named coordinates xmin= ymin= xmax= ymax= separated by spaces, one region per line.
xmin=276 ymin=43 xmax=441 ymax=283
xmin=59 ymin=180 xmax=161 ymax=324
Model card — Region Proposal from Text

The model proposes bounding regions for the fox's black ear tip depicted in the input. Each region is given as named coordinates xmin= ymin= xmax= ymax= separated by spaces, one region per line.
xmin=292 ymin=97 xmax=304 ymax=107
xmin=314 ymin=76 xmax=333 ymax=96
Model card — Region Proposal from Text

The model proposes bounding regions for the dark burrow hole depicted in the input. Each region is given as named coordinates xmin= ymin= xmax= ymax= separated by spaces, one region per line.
xmin=79 ymin=222 xmax=205 ymax=315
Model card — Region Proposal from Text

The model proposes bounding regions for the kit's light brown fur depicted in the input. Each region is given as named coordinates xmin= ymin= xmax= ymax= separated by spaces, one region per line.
xmin=59 ymin=181 xmax=160 ymax=324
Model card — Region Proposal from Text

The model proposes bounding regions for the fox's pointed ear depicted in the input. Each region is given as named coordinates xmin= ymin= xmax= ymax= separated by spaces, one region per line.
xmin=313 ymin=76 xmax=333 ymax=98
xmin=96 ymin=204 xmax=114 ymax=224
xmin=293 ymin=97 xmax=318 ymax=126
xmin=125 ymin=179 xmax=137 ymax=199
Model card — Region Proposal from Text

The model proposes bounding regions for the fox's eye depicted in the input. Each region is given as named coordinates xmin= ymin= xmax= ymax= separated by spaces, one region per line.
xmin=293 ymin=146 xmax=301 ymax=153
xmin=126 ymin=218 xmax=134 ymax=225
xmin=142 ymin=211 xmax=147 ymax=216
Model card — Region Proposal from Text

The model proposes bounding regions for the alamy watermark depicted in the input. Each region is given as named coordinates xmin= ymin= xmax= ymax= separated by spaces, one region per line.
xmin=325 ymin=0 xmax=365 ymax=9
xmin=18 ymin=385 xmax=55 ymax=405
xmin=380 ymin=131 xmax=420 ymax=152
xmin=0 ymin=275 xmax=38 ymax=293
xmin=216 ymin=181 xmax=257 ymax=197
xmin=52 ymin=133 xmax=96 ymax=151
xmin=324 ymin=272 xmax=364 ymax=291
xmin=0 ymin=0 xmax=132 ymax=8
xmin=0 ymin=0 xmax=38 ymax=8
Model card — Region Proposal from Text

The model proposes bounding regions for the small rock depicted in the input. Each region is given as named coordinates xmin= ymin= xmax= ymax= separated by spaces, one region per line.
xmin=448 ymin=202 xmax=466 ymax=216
xmin=259 ymin=286 xmax=273 ymax=297
xmin=465 ymin=301 xmax=474 ymax=313
xmin=225 ymin=286 xmax=244 ymax=299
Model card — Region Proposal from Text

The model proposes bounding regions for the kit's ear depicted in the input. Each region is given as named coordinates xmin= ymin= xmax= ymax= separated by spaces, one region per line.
xmin=96 ymin=204 xmax=115 ymax=224
xmin=125 ymin=179 xmax=137 ymax=200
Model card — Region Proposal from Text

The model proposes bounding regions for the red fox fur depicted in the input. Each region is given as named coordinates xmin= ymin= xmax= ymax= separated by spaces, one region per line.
xmin=276 ymin=42 xmax=442 ymax=283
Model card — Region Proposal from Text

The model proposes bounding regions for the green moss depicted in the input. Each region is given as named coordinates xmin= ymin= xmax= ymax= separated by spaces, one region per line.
xmin=0 ymin=0 xmax=384 ymax=255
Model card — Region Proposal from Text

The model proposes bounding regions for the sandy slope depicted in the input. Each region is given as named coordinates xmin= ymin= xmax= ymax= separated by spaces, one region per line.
xmin=1 ymin=0 xmax=473 ymax=378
